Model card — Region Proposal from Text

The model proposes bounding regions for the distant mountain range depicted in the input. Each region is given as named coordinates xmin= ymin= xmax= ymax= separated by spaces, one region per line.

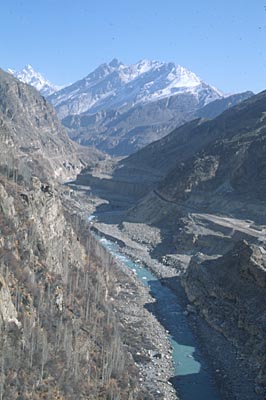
xmin=8 ymin=61 xmax=254 ymax=155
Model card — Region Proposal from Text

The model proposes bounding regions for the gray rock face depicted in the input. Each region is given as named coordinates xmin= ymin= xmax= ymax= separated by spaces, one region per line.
xmin=158 ymin=90 xmax=266 ymax=214
xmin=0 ymin=183 xmax=16 ymax=218
xmin=0 ymin=273 xmax=20 ymax=327
xmin=183 ymin=240 xmax=266 ymax=396
xmin=0 ymin=69 xmax=103 ymax=182
xmin=7 ymin=64 xmax=60 ymax=97
xmin=196 ymin=91 xmax=254 ymax=119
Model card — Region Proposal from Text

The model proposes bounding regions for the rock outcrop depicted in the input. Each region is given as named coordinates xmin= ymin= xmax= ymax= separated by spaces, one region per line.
xmin=0 ymin=69 xmax=104 ymax=182
xmin=0 ymin=272 xmax=20 ymax=327
xmin=183 ymin=240 xmax=266 ymax=396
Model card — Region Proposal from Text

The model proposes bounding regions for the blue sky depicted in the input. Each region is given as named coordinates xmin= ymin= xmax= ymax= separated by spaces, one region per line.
xmin=1 ymin=0 xmax=266 ymax=93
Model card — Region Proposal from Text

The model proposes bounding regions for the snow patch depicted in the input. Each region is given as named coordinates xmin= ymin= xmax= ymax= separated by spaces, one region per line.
xmin=47 ymin=59 xmax=224 ymax=118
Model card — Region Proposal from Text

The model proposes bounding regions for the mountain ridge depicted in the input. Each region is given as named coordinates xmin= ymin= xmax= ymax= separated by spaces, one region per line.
xmin=48 ymin=58 xmax=223 ymax=118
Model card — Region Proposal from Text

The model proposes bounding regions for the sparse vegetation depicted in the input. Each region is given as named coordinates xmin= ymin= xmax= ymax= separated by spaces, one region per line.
xmin=0 ymin=171 xmax=156 ymax=399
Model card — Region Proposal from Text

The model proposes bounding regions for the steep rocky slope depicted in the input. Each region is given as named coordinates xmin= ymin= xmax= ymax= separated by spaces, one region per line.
xmin=0 ymin=70 xmax=171 ymax=399
xmin=183 ymin=240 xmax=266 ymax=396
xmin=8 ymin=64 xmax=60 ymax=97
xmin=158 ymin=90 xmax=266 ymax=216
xmin=0 ymin=69 xmax=104 ymax=182
xmin=0 ymin=174 xmax=156 ymax=399
xmin=62 ymin=90 xmax=253 ymax=156
xmin=196 ymin=91 xmax=253 ymax=119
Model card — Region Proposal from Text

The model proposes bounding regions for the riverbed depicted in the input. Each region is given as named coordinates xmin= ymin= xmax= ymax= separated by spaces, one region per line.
xmin=97 ymin=234 xmax=221 ymax=400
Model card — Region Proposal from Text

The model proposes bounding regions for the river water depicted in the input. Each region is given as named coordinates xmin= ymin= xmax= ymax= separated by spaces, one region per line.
xmin=97 ymin=235 xmax=221 ymax=400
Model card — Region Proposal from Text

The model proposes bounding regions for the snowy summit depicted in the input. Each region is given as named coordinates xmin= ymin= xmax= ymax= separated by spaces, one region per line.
xmin=7 ymin=64 xmax=60 ymax=97
xmin=48 ymin=59 xmax=223 ymax=118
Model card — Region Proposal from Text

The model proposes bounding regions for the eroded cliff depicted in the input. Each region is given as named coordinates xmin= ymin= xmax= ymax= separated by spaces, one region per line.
xmin=183 ymin=241 xmax=266 ymax=396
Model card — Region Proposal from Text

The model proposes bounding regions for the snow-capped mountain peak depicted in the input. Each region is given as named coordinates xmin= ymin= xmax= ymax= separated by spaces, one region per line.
xmin=7 ymin=65 xmax=61 ymax=97
xmin=48 ymin=59 xmax=224 ymax=118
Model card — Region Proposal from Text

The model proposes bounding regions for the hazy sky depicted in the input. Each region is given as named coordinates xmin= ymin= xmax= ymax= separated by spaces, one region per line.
xmin=1 ymin=0 xmax=266 ymax=93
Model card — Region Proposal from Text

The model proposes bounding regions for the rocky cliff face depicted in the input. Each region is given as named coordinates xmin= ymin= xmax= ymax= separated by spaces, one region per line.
xmin=0 ymin=175 xmax=142 ymax=399
xmin=0 ymin=69 xmax=103 ymax=182
xmin=183 ymin=241 xmax=266 ymax=396
xmin=0 ymin=271 xmax=20 ymax=327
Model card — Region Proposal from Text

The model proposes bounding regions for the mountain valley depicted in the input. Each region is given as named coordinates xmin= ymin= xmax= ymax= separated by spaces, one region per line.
xmin=75 ymin=90 xmax=266 ymax=399
xmin=1 ymin=60 xmax=266 ymax=400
